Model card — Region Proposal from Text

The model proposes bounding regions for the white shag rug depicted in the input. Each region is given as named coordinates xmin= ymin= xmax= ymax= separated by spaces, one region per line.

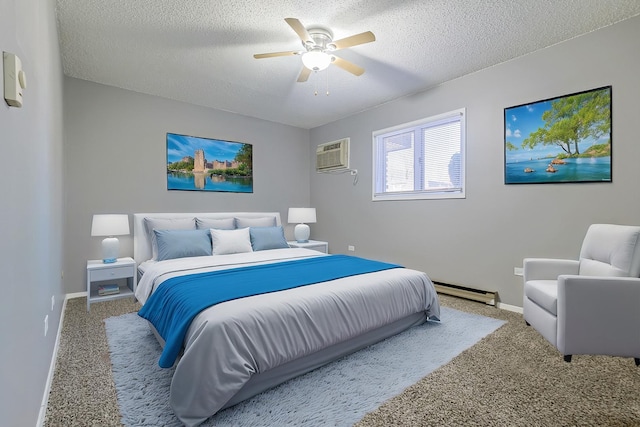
xmin=105 ymin=307 xmax=505 ymax=426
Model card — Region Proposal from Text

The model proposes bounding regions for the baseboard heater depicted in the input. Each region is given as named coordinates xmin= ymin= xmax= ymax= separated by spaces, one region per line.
xmin=433 ymin=281 xmax=496 ymax=306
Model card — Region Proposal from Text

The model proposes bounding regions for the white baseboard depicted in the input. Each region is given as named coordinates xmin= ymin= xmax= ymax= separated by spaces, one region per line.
xmin=497 ymin=302 xmax=523 ymax=314
xmin=37 ymin=296 xmax=69 ymax=427
xmin=66 ymin=291 xmax=87 ymax=299
xmin=37 ymin=292 xmax=88 ymax=426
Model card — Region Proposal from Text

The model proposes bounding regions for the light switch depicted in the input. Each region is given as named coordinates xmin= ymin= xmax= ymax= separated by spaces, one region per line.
xmin=3 ymin=52 xmax=26 ymax=108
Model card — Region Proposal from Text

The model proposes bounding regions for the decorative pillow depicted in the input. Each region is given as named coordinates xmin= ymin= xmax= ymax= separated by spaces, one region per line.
xmin=211 ymin=228 xmax=253 ymax=255
xmin=250 ymin=226 xmax=290 ymax=251
xmin=144 ymin=217 xmax=196 ymax=260
xmin=154 ymin=229 xmax=212 ymax=261
xmin=196 ymin=217 xmax=236 ymax=230
xmin=235 ymin=216 xmax=277 ymax=228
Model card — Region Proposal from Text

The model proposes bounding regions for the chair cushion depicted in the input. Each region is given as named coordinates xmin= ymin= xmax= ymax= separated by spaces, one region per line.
xmin=578 ymin=258 xmax=629 ymax=277
xmin=524 ymin=280 xmax=558 ymax=315
xmin=579 ymin=224 xmax=640 ymax=277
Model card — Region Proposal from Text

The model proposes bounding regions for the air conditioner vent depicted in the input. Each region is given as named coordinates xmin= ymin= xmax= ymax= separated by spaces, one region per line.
xmin=316 ymin=138 xmax=349 ymax=172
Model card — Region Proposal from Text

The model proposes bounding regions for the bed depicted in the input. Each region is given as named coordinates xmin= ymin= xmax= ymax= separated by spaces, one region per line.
xmin=133 ymin=212 xmax=440 ymax=426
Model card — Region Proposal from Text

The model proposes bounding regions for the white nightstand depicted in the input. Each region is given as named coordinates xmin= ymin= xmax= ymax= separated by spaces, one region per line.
xmin=86 ymin=257 xmax=137 ymax=311
xmin=287 ymin=240 xmax=329 ymax=254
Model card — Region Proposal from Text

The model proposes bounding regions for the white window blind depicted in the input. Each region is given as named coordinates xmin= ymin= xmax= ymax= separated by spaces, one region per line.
xmin=384 ymin=131 xmax=414 ymax=192
xmin=373 ymin=109 xmax=465 ymax=201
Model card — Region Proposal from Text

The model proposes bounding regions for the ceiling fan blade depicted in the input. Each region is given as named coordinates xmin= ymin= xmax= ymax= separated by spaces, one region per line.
xmin=285 ymin=18 xmax=313 ymax=45
xmin=297 ymin=67 xmax=312 ymax=82
xmin=253 ymin=51 xmax=299 ymax=59
xmin=331 ymin=56 xmax=365 ymax=76
xmin=331 ymin=31 xmax=376 ymax=50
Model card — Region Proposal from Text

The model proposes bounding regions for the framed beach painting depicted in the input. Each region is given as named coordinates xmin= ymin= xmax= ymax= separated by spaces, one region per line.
xmin=504 ymin=86 xmax=611 ymax=184
xmin=166 ymin=133 xmax=253 ymax=193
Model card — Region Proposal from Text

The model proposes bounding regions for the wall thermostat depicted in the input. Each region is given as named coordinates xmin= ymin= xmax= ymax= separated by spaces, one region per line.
xmin=3 ymin=52 xmax=27 ymax=108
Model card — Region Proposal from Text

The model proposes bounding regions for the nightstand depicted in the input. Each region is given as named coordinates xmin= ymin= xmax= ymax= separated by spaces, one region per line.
xmin=86 ymin=257 xmax=137 ymax=311
xmin=287 ymin=240 xmax=329 ymax=254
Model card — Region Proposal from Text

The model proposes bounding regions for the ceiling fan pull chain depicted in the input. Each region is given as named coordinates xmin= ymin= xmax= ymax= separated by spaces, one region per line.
xmin=326 ymin=67 xmax=330 ymax=96
xmin=314 ymin=71 xmax=318 ymax=96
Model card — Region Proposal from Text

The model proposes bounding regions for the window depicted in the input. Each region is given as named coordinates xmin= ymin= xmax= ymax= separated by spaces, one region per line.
xmin=373 ymin=108 xmax=465 ymax=201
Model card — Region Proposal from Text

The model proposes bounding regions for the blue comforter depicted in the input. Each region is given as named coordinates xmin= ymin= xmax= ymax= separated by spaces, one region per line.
xmin=138 ymin=255 xmax=401 ymax=368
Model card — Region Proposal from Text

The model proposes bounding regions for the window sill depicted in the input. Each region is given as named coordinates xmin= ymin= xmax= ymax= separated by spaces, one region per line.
xmin=372 ymin=191 xmax=465 ymax=201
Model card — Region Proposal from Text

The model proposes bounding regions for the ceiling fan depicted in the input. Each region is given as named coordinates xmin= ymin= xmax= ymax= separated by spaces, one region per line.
xmin=254 ymin=18 xmax=375 ymax=82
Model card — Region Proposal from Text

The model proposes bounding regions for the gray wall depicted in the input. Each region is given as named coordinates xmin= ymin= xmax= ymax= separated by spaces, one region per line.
xmin=2 ymin=10 xmax=636 ymax=424
xmin=63 ymin=78 xmax=310 ymax=294
xmin=310 ymin=16 xmax=640 ymax=307
xmin=0 ymin=0 xmax=65 ymax=425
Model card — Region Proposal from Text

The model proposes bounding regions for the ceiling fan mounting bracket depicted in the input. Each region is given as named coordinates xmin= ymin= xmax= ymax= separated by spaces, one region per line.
xmin=304 ymin=27 xmax=335 ymax=52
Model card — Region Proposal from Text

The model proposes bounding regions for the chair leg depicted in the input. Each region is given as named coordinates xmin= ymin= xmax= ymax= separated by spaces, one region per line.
xmin=564 ymin=355 xmax=572 ymax=363
xmin=635 ymin=358 xmax=639 ymax=366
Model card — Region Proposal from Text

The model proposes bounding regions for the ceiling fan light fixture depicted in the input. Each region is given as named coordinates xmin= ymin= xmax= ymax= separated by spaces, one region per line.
xmin=302 ymin=50 xmax=331 ymax=71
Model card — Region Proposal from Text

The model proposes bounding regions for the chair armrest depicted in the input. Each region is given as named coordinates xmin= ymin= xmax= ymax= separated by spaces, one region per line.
xmin=556 ymin=275 xmax=640 ymax=357
xmin=523 ymin=258 xmax=579 ymax=282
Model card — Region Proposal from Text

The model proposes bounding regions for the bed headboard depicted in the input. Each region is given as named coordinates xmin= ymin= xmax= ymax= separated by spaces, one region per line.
xmin=133 ymin=212 xmax=282 ymax=264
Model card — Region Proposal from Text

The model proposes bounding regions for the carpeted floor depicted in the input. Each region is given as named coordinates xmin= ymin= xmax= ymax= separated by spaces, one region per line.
xmin=45 ymin=295 xmax=640 ymax=426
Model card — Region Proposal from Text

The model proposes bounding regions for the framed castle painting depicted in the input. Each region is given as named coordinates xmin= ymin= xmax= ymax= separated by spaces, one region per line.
xmin=504 ymin=86 xmax=611 ymax=184
xmin=166 ymin=133 xmax=253 ymax=192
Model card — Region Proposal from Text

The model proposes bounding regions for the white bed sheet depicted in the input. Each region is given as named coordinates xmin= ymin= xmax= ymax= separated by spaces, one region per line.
xmin=137 ymin=248 xmax=440 ymax=426
xmin=135 ymin=247 xmax=321 ymax=304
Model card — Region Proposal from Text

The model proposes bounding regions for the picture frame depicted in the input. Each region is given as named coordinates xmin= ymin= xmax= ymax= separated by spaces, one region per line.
xmin=166 ymin=133 xmax=253 ymax=192
xmin=504 ymin=86 xmax=611 ymax=184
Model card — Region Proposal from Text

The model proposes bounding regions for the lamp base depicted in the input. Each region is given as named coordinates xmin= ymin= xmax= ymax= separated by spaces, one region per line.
xmin=294 ymin=223 xmax=310 ymax=243
xmin=102 ymin=237 xmax=120 ymax=264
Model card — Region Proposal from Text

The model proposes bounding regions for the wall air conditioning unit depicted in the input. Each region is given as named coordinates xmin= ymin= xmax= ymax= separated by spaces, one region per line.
xmin=316 ymin=138 xmax=350 ymax=172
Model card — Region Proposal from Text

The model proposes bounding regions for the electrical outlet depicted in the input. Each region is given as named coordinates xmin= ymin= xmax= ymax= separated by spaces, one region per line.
xmin=348 ymin=245 xmax=355 ymax=252
xmin=51 ymin=295 xmax=55 ymax=311
xmin=514 ymin=267 xmax=523 ymax=276
xmin=44 ymin=315 xmax=49 ymax=337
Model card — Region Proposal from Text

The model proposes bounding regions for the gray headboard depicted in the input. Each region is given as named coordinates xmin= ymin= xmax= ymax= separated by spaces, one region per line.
xmin=133 ymin=212 xmax=282 ymax=264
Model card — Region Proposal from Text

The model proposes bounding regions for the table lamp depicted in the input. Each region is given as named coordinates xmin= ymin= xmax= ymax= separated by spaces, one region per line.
xmin=288 ymin=208 xmax=317 ymax=243
xmin=91 ymin=214 xmax=130 ymax=263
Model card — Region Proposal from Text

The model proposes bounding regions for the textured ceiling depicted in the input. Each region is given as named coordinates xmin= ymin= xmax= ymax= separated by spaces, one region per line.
xmin=55 ymin=0 xmax=640 ymax=129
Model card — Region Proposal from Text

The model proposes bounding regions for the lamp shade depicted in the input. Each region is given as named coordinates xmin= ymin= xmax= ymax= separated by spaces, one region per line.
xmin=91 ymin=214 xmax=129 ymax=263
xmin=91 ymin=214 xmax=130 ymax=236
xmin=288 ymin=208 xmax=317 ymax=224
xmin=302 ymin=50 xmax=331 ymax=71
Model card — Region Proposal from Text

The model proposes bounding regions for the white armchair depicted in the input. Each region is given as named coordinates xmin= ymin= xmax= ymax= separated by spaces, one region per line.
xmin=523 ymin=224 xmax=640 ymax=365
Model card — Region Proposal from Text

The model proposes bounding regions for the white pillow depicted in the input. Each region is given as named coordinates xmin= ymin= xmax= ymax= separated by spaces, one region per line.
xmin=211 ymin=228 xmax=253 ymax=255
xmin=235 ymin=216 xmax=277 ymax=228
xmin=196 ymin=217 xmax=236 ymax=230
